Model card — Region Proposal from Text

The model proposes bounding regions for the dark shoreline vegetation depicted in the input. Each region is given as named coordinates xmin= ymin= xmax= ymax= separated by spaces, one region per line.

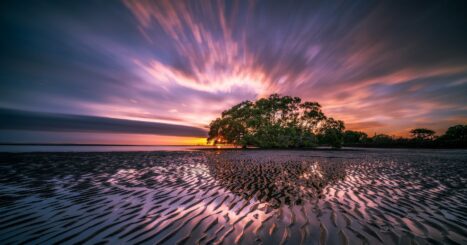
xmin=208 ymin=94 xmax=467 ymax=149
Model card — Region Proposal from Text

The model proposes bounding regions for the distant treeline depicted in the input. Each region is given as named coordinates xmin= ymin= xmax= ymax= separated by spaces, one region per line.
xmin=208 ymin=94 xmax=466 ymax=149
xmin=343 ymin=125 xmax=467 ymax=148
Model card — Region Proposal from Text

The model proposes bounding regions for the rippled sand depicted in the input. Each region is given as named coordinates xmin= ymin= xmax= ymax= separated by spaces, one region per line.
xmin=0 ymin=149 xmax=466 ymax=244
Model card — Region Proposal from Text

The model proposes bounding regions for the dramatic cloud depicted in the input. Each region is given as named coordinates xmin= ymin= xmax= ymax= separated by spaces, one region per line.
xmin=0 ymin=0 xmax=466 ymax=143
xmin=0 ymin=108 xmax=206 ymax=137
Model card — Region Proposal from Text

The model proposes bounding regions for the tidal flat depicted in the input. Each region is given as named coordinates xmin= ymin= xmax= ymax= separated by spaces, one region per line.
xmin=0 ymin=149 xmax=466 ymax=244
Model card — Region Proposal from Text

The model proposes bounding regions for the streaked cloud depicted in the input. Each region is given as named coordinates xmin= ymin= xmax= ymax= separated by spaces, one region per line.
xmin=0 ymin=108 xmax=206 ymax=137
xmin=0 ymin=0 xmax=466 ymax=142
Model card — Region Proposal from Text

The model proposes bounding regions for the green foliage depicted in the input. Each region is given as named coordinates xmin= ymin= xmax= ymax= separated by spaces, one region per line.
xmin=317 ymin=118 xmax=345 ymax=148
xmin=343 ymin=130 xmax=368 ymax=144
xmin=437 ymin=124 xmax=467 ymax=148
xmin=208 ymin=95 xmax=466 ymax=149
xmin=371 ymin=134 xmax=395 ymax=146
xmin=342 ymin=125 xmax=467 ymax=148
xmin=442 ymin=125 xmax=467 ymax=140
xmin=207 ymin=94 xmax=343 ymax=148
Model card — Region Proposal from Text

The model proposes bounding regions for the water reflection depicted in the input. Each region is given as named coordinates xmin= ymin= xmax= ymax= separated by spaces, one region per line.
xmin=206 ymin=152 xmax=347 ymax=208
xmin=1 ymin=150 xmax=466 ymax=244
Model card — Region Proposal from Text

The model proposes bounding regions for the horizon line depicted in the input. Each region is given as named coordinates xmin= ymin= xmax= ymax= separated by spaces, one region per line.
xmin=0 ymin=143 xmax=211 ymax=147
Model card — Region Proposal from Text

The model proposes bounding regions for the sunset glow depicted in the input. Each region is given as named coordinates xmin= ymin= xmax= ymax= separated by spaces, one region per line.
xmin=1 ymin=0 xmax=466 ymax=144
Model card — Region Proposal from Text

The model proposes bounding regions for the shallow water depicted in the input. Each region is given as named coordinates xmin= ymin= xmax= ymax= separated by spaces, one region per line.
xmin=0 ymin=149 xmax=466 ymax=244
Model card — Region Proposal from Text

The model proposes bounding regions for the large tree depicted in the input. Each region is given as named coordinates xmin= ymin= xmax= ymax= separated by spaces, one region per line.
xmin=207 ymin=94 xmax=345 ymax=148
xmin=442 ymin=125 xmax=467 ymax=140
xmin=437 ymin=124 xmax=467 ymax=148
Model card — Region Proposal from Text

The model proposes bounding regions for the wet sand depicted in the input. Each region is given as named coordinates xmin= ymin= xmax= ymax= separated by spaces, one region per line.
xmin=0 ymin=149 xmax=466 ymax=244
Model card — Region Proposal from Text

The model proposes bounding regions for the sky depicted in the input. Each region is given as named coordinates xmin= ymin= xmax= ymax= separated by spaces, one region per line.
xmin=1 ymin=0 xmax=466 ymax=144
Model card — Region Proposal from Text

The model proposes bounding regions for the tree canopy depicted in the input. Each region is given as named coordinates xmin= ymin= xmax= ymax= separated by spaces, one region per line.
xmin=207 ymin=94 xmax=345 ymax=148
xmin=207 ymin=94 xmax=466 ymax=149
xmin=343 ymin=130 xmax=368 ymax=144
xmin=410 ymin=128 xmax=435 ymax=140
xmin=437 ymin=125 xmax=467 ymax=148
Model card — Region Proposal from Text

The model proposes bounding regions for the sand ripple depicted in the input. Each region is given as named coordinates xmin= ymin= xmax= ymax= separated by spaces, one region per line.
xmin=0 ymin=149 xmax=466 ymax=244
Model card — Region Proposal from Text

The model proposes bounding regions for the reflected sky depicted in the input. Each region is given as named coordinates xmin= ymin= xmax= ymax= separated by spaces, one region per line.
xmin=1 ymin=0 xmax=466 ymax=144
xmin=1 ymin=149 xmax=466 ymax=243
xmin=206 ymin=151 xmax=347 ymax=207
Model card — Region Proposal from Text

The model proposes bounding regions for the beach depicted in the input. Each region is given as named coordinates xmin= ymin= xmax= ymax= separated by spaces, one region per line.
xmin=0 ymin=148 xmax=466 ymax=244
